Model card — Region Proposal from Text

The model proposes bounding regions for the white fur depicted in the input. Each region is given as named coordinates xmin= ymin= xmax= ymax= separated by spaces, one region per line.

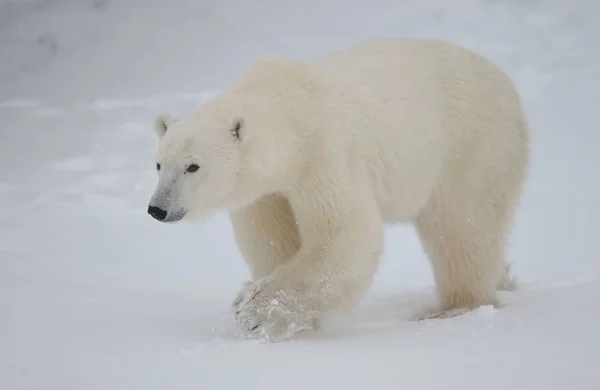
xmin=149 ymin=38 xmax=529 ymax=341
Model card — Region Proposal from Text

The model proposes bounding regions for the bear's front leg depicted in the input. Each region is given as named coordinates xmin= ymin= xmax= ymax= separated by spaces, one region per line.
xmin=232 ymin=183 xmax=383 ymax=341
xmin=230 ymin=193 xmax=301 ymax=280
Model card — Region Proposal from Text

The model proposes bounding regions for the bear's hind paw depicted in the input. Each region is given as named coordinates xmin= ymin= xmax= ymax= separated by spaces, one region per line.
xmin=412 ymin=306 xmax=471 ymax=321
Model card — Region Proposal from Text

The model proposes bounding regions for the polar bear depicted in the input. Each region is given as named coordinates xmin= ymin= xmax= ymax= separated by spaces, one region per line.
xmin=147 ymin=38 xmax=529 ymax=341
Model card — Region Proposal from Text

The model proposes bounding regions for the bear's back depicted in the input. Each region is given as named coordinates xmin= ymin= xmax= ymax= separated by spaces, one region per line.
xmin=309 ymin=39 xmax=527 ymax=221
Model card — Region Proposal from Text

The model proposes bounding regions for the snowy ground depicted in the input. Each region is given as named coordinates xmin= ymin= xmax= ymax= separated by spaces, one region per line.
xmin=2 ymin=0 xmax=599 ymax=389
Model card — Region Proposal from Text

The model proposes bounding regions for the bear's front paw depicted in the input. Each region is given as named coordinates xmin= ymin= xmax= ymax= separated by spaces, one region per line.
xmin=231 ymin=277 xmax=320 ymax=341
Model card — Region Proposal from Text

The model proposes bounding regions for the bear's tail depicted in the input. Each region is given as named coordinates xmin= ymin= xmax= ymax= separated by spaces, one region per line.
xmin=497 ymin=262 xmax=518 ymax=291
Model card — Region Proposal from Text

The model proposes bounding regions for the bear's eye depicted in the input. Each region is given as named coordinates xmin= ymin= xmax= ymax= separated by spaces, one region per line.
xmin=156 ymin=163 xmax=161 ymax=171
xmin=186 ymin=164 xmax=200 ymax=173
xmin=231 ymin=120 xmax=242 ymax=139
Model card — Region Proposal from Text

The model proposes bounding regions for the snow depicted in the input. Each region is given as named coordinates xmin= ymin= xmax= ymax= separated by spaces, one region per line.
xmin=1 ymin=0 xmax=599 ymax=389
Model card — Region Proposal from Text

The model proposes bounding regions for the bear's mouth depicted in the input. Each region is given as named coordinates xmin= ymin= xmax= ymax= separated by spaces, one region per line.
xmin=162 ymin=209 xmax=187 ymax=223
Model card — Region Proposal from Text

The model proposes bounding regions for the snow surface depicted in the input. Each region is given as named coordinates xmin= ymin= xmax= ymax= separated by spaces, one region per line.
xmin=2 ymin=0 xmax=599 ymax=389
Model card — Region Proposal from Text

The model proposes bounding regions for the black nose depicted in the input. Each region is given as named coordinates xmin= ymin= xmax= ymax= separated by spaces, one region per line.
xmin=147 ymin=206 xmax=167 ymax=221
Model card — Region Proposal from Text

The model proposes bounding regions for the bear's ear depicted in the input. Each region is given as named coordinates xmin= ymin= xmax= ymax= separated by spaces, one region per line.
xmin=154 ymin=114 xmax=175 ymax=140
xmin=231 ymin=118 xmax=248 ymax=141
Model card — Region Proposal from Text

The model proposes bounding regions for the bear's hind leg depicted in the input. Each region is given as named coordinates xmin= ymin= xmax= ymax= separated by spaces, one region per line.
xmin=414 ymin=188 xmax=515 ymax=320
xmin=230 ymin=193 xmax=301 ymax=281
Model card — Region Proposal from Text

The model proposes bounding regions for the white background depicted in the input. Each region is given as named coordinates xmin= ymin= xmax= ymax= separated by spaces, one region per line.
xmin=2 ymin=0 xmax=599 ymax=389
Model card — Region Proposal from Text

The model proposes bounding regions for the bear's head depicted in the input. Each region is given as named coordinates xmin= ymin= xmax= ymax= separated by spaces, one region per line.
xmin=147 ymin=89 xmax=299 ymax=223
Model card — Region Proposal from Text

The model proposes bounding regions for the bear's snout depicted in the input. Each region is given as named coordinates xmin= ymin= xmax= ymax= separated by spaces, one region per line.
xmin=147 ymin=205 xmax=168 ymax=221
